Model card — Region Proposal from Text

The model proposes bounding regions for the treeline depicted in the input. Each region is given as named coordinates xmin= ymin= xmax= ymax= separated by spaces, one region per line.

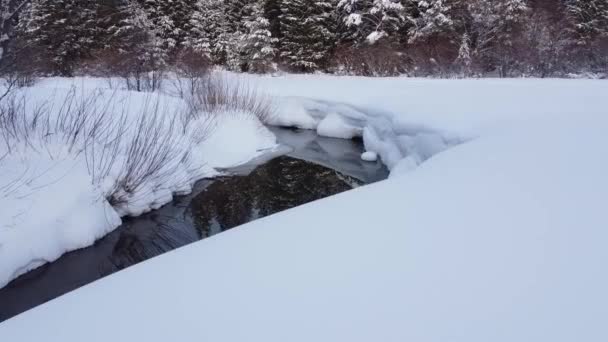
xmin=1 ymin=0 xmax=607 ymax=78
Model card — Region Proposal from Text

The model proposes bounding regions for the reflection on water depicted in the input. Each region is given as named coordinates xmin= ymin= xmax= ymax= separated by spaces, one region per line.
xmin=193 ymin=157 xmax=359 ymax=238
xmin=0 ymin=129 xmax=388 ymax=323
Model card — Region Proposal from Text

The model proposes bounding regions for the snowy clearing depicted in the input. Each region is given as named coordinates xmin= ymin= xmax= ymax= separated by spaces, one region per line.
xmin=1 ymin=76 xmax=607 ymax=341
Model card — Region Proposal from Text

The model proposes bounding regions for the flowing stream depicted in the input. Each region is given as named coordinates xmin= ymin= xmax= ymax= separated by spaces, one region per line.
xmin=0 ymin=127 xmax=388 ymax=322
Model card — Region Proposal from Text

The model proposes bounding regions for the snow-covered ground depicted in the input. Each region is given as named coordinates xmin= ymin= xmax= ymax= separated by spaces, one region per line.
xmin=0 ymin=78 xmax=277 ymax=288
xmin=1 ymin=75 xmax=607 ymax=341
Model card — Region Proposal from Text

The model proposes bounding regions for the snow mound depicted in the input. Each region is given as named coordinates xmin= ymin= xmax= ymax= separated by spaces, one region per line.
xmin=1 ymin=102 xmax=607 ymax=342
xmin=0 ymin=145 xmax=121 ymax=286
xmin=270 ymin=97 xmax=460 ymax=173
xmin=0 ymin=84 xmax=277 ymax=288
xmin=360 ymin=151 xmax=378 ymax=162
xmin=199 ymin=112 xmax=277 ymax=168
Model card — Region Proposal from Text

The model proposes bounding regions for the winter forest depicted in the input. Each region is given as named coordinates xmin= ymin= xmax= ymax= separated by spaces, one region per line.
xmin=0 ymin=0 xmax=607 ymax=79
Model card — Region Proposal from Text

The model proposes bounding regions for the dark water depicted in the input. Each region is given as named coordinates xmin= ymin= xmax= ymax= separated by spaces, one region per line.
xmin=0 ymin=128 xmax=388 ymax=322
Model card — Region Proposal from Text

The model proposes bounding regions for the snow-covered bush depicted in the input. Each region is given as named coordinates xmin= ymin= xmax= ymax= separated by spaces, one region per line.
xmin=0 ymin=75 xmax=278 ymax=287
xmin=0 ymin=86 xmax=213 ymax=214
xmin=188 ymin=74 xmax=274 ymax=124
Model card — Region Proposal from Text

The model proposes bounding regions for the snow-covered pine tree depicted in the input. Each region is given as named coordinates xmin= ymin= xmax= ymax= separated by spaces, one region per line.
xmin=566 ymin=0 xmax=608 ymax=73
xmin=407 ymin=0 xmax=456 ymax=44
xmin=405 ymin=0 xmax=460 ymax=73
xmin=185 ymin=0 xmax=220 ymax=59
xmin=240 ymin=1 xmax=277 ymax=72
xmin=18 ymin=0 xmax=99 ymax=75
xmin=263 ymin=0 xmax=282 ymax=42
xmin=223 ymin=0 xmax=252 ymax=71
xmin=466 ymin=0 xmax=529 ymax=76
xmin=566 ymin=0 xmax=608 ymax=45
xmin=134 ymin=0 xmax=198 ymax=59
xmin=455 ymin=32 xmax=471 ymax=76
xmin=104 ymin=0 xmax=168 ymax=90
xmin=280 ymin=0 xmax=337 ymax=71
xmin=337 ymin=0 xmax=410 ymax=45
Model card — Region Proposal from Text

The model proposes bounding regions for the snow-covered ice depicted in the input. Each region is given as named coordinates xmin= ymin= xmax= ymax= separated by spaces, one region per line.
xmin=1 ymin=75 xmax=607 ymax=341
xmin=360 ymin=151 xmax=378 ymax=162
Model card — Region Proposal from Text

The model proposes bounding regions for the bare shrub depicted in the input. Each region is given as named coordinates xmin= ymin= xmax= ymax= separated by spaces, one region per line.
xmin=106 ymin=96 xmax=197 ymax=208
xmin=329 ymin=43 xmax=409 ymax=77
xmin=169 ymin=48 xmax=211 ymax=99
xmin=90 ymin=47 xmax=166 ymax=92
xmin=0 ymin=88 xmax=120 ymax=156
xmin=188 ymin=74 xmax=274 ymax=124
xmin=0 ymin=87 xmax=213 ymax=214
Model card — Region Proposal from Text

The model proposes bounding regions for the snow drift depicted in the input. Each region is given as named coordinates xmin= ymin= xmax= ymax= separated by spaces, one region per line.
xmin=0 ymin=80 xmax=277 ymax=288
xmin=1 ymin=76 xmax=607 ymax=341
xmin=1 ymin=75 xmax=607 ymax=342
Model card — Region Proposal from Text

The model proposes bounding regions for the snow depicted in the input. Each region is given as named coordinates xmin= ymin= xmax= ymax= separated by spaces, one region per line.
xmin=258 ymin=75 xmax=607 ymax=172
xmin=0 ymin=78 xmax=277 ymax=288
xmin=0 ymin=145 xmax=121 ymax=286
xmin=269 ymin=95 xmax=458 ymax=170
xmin=1 ymin=75 xmax=608 ymax=341
xmin=360 ymin=151 xmax=378 ymax=162
xmin=199 ymin=113 xmax=277 ymax=168
xmin=366 ymin=30 xmax=386 ymax=44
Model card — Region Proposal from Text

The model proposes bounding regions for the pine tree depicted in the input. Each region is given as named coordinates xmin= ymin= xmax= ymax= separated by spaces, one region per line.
xmin=280 ymin=0 xmax=337 ymax=71
xmin=185 ymin=0 xmax=222 ymax=59
xmin=135 ymin=0 xmax=198 ymax=58
xmin=566 ymin=0 xmax=608 ymax=45
xmin=18 ymin=0 xmax=99 ymax=75
xmin=456 ymin=32 xmax=471 ymax=76
xmin=566 ymin=0 xmax=608 ymax=72
xmin=408 ymin=0 xmax=456 ymax=44
xmin=467 ymin=0 xmax=529 ymax=76
xmin=222 ymin=0 xmax=253 ymax=71
xmin=263 ymin=0 xmax=282 ymax=41
xmin=337 ymin=0 xmax=410 ymax=44
xmin=240 ymin=1 xmax=277 ymax=72
xmin=128 ymin=0 xmax=168 ymax=68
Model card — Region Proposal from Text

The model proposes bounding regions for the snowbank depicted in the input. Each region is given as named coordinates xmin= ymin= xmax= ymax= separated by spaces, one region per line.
xmin=0 ymin=82 xmax=277 ymax=288
xmin=268 ymin=97 xmax=459 ymax=170
xmin=1 ymin=79 xmax=607 ymax=340
xmin=0 ymin=144 xmax=121 ymax=286
xmin=1 ymin=76 xmax=607 ymax=341
xmin=260 ymin=75 xmax=607 ymax=174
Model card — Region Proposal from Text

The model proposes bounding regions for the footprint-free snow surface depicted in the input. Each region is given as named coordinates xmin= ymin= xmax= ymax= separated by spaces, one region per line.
xmin=0 ymin=127 xmax=386 ymax=322
xmin=1 ymin=75 xmax=607 ymax=342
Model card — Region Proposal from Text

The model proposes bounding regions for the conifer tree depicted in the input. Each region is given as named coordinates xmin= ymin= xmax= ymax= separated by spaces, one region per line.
xmin=185 ymin=0 xmax=222 ymax=59
xmin=280 ymin=0 xmax=337 ymax=71
xmin=456 ymin=32 xmax=471 ymax=76
xmin=337 ymin=0 xmax=410 ymax=44
xmin=408 ymin=0 xmax=456 ymax=45
xmin=240 ymin=1 xmax=277 ymax=72
xmin=566 ymin=0 xmax=608 ymax=45
xmin=18 ymin=0 xmax=99 ymax=75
